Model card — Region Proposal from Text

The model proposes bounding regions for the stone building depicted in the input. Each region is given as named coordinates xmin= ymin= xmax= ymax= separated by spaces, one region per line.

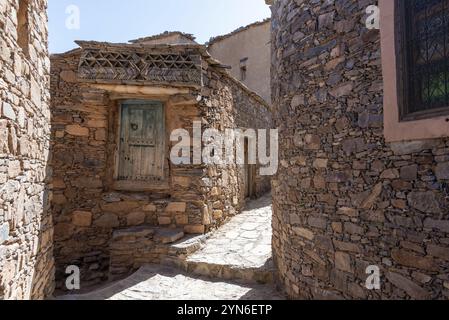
xmin=0 ymin=0 xmax=54 ymax=299
xmin=208 ymin=19 xmax=271 ymax=104
xmin=129 ymin=31 xmax=197 ymax=46
xmin=268 ymin=0 xmax=449 ymax=299
xmin=50 ymin=37 xmax=272 ymax=288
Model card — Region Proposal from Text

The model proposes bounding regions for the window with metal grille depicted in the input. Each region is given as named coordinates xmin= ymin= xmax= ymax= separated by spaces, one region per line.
xmin=399 ymin=0 xmax=449 ymax=120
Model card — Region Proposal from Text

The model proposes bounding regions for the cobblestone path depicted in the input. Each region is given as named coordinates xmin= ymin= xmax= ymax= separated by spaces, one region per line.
xmin=61 ymin=194 xmax=284 ymax=300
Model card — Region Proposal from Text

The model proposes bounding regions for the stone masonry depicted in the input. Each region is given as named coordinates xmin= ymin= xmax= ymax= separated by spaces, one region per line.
xmin=269 ymin=0 xmax=449 ymax=299
xmin=60 ymin=195 xmax=280 ymax=300
xmin=50 ymin=39 xmax=272 ymax=290
xmin=0 ymin=0 xmax=54 ymax=299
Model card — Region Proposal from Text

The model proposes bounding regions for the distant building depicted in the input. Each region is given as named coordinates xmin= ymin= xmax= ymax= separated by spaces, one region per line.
xmin=129 ymin=31 xmax=197 ymax=45
xmin=208 ymin=20 xmax=271 ymax=104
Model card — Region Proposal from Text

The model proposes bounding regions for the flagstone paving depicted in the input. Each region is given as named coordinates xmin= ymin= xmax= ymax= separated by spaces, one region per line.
xmin=183 ymin=194 xmax=273 ymax=282
xmin=61 ymin=265 xmax=283 ymax=300
xmin=59 ymin=194 xmax=282 ymax=300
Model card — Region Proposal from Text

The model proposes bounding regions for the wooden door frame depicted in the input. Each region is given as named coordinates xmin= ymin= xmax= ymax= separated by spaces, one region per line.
xmin=244 ymin=137 xmax=256 ymax=199
xmin=113 ymin=99 xmax=168 ymax=191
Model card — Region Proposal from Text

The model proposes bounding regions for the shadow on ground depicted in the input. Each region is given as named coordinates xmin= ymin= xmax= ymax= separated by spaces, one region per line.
xmin=59 ymin=264 xmax=284 ymax=300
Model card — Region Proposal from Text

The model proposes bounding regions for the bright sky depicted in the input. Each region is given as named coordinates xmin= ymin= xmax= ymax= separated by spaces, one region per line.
xmin=48 ymin=0 xmax=271 ymax=53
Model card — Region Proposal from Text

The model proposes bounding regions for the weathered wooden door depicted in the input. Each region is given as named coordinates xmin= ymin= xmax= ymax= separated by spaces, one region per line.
xmin=243 ymin=138 xmax=255 ymax=198
xmin=118 ymin=101 xmax=165 ymax=182
xmin=244 ymin=138 xmax=250 ymax=197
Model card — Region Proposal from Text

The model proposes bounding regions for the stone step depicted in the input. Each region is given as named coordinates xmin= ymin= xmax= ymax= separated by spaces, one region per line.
xmin=169 ymin=234 xmax=210 ymax=256
xmin=161 ymin=237 xmax=275 ymax=284
xmin=111 ymin=225 xmax=184 ymax=245
xmin=109 ymin=225 xmax=186 ymax=279
xmin=154 ymin=228 xmax=184 ymax=244
xmin=59 ymin=265 xmax=284 ymax=300
xmin=112 ymin=226 xmax=155 ymax=241
xmin=162 ymin=193 xmax=275 ymax=284
xmin=182 ymin=259 xmax=275 ymax=285
xmin=160 ymin=234 xmax=210 ymax=268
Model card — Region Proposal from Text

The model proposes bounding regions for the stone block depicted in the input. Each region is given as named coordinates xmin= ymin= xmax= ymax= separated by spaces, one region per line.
xmin=337 ymin=207 xmax=359 ymax=217
xmin=408 ymin=192 xmax=442 ymax=214
xmin=30 ymin=77 xmax=41 ymax=108
xmin=390 ymin=140 xmax=439 ymax=155
xmin=54 ymin=223 xmax=75 ymax=241
xmin=423 ymin=218 xmax=449 ymax=233
xmin=212 ymin=210 xmax=223 ymax=220
xmin=60 ymin=70 xmax=77 ymax=83
xmin=86 ymin=119 xmax=107 ymax=128
xmin=380 ymin=169 xmax=400 ymax=179
xmin=1 ymin=102 xmax=16 ymax=120
xmin=391 ymin=249 xmax=438 ymax=271
xmin=165 ymin=202 xmax=187 ymax=213
xmin=154 ymin=228 xmax=184 ymax=244
xmin=95 ymin=213 xmax=119 ymax=229
xmin=127 ymin=211 xmax=146 ymax=226
xmin=142 ymin=204 xmax=157 ymax=212
xmin=158 ymin=216 xmax=172 ymax=225
xmin=101 ymin=201 xmax=140 ymax=214
xmin=72 ymin=211 xmax=92 ymax=227
xmin=292 ymin=227 xmax=314 ymax=241
xmin=65 ymin=124 xmax=89 ymax=137
xmin=426 ymin=244 xmax=449 ymax=261
xmin=307 ymin=216 xmax=326 ymax=229
xmin=291 ymin=95 xmax=305 ymax=108
xmin=333 ymin=240 xmax=361 ymax=253
xmin=52 ymin=194 xmax=67 ymax=205
xmin=436 ymin=162 xmax=449 ymax=180
xmin=386 ymin=272 xmax=430 ymax=299
xmin=0 ymin=222 xmax=10 ymax=245
xmin=184 ymin=224 xmax=205 ymax=234
xmin=94 ymin=128 xmax=106 ymax=141
xmin=329 ymin=82 xmax=353 ymax=97
xmin=335 ymin=252 xmax=352 ymax=273
xmin=175 ymin=214 xmax=188 ymax=225
xmin=0 ymin=119 xmax=8 ymax=151
xmin=313 ymin=158 xmax=328 ymax=169
xmin=173 ymin=176 xmax=191 ymax=187
xmin=304 ymin=134 xmax=321 ymax=150
xmin=52 ymin=178 xmax=66 ymax=189
xmin=344 ymin=222 xmax=363 ymax=235
xmin=7 ymin=160 xmax=20 ymax=178
xmin=331 ymin=222 xmax=342 ymax=233
xmin=400 ymin=165 xmax=418 ymax=181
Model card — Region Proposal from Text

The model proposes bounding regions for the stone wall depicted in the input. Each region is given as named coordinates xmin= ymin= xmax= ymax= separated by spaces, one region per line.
xmin=270 ymin=0 xmax=449 ymax=299
xmin=0 ymin=0 xmax=54 ymax=299
xmin=50 ymin=44 xmax=272 ymax=289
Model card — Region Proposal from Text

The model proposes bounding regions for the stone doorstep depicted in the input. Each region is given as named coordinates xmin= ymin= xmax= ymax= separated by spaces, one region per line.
xmin=159 ymin=233 xmax=211 ymax=268
xmin=112 ymin=225 xmax=185 ymax=245
xmin=154 ymin=228 xmax=185 ymax=244
xmin=183 ymin=260 xmax=275 ymax=285
xmin=168 ymin=233 xmax=211 ymax=256
xmin=108 ymin=228 xmax=207 ymax=284
xmin=58 ymin=265 xmax=284 ymax=301
xmin=161 ymin=250 xmax=275 ymax=285
xmin=112 ymin=226 xmax=155 ymax=241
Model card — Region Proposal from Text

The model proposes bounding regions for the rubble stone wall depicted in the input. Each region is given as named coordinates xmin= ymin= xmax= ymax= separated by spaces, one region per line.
xmin=270 ymin=0 xmax=449 ymax=299
xmin=0 ymin=0 xmax=54 ymax=299
xmin=50 ymin=49 xmax=272 ymax=289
